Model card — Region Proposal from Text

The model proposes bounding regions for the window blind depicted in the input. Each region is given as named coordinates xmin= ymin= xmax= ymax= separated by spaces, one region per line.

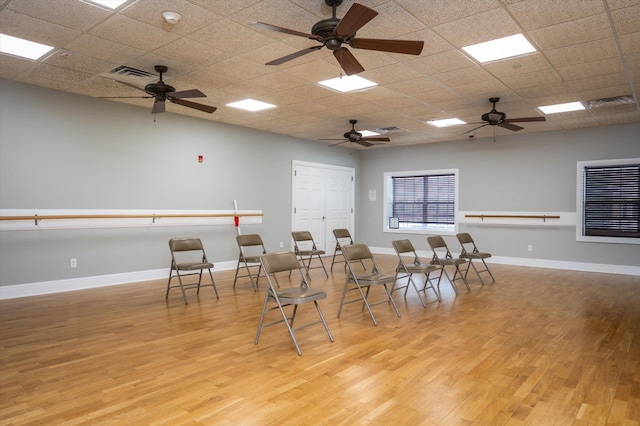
xmin=583 ymin=164 xmax=640 ymax=238
xmin=392 ymin=174 xmax=455 ymax=225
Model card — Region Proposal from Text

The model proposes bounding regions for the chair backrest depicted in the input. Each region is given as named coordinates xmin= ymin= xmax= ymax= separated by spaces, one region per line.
xmin=169 ymin=237 xmax=204 ymax=252
xmin=261 ymin=251 xmax=302 ymax=275
xmin=427 ymin=235 xmax=453 ymax=260
xmin=333 ymin=228 xmax=354 ymax=247
xmin=392 ymin=239 xmax=416 ymax=256
xmin=392 ymin=238 xmax=421 ymax=263
xmin=292 ymin=231 xmax=313 ymax=242
xmin=333 ymin=228 xmax=352 ymax=240
xmin=261 ymin=251 xmax=310 ymax=290
xmin=456 ymin=232 xmax=473 ymax=245
xmin=169 ymin=238 xmax=208 ymax=265
xmin=456 ymin=232 xmax=479 ymax=255
xmin=237 ymin=233 xmax=265 ymax=249
xmin=342 ymin=243 xmax=372 ymax=263
xmin=292 ymin=231 xmax=317 ymax=251
xmin=343 ymin=243 xmax=381 ymax=275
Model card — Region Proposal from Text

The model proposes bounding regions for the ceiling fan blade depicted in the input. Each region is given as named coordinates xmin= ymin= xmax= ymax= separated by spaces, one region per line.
xmin=328 ymin=140 xmax=349 ymax=147
xmin=356 ymin=140 xmax=374 ymax=148
xmin=350 ymin=38 xmax=424 ymax=55
xmin=362 ymin=137 xmax=390 ymax=142
xmin=505 ymin=116 xmax=547 ymax=123
xmin=251 ymin=22 xmax=322 ymax=41
xmin=169 ymin=89 xmax=206 ymax=99
xmin=463 ymin=124 xmax=489 ymax=134
xmin=99 ymin=96 xmax=154 ymax=99
xmin=333 ymin=48 xmax=365 ymax=76
xmin=266 ymin=45 xmax=323 ymax=65
xmin=334 ymin=3 xmax=378 ymax=37
xmin=319 ymin=138 xmax=349 ymax=141
xmin=498 ymin=122 xmax=524 ymax=131
xmin=152 ymin=100 xmax=165 ymax=114
xmin=169 ymin=98 xmax=217 ymax=114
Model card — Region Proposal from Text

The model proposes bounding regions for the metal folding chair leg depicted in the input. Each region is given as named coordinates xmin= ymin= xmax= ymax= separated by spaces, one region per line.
xmin=391 ymin=273 xmax=427 ymax=308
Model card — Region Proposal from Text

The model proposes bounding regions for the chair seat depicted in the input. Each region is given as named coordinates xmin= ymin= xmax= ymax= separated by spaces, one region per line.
xmin=432 ymin=258 xmax=467 ymax=266
xmin=461 ymin=252 xmax=491 ymax=260
xmin=176 ymin=261 xmax=214 ymax=271
xmin=399 ymin=264 xmax=441 ymax=274
xmin=298 ymin=249 xmax=325 ymax=256
xmin=352 ymin=272 xmax=397 ymax=284
xmin=242 ymin=255 xmax=262 ymax=263
xmin=276 ymin=287 xmax=327 ymax=303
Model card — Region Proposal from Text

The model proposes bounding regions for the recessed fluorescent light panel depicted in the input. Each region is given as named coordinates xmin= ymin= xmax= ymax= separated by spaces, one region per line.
xmin=84 ymin=0 xmax=128 ymax=9
xmin=0 ymin=33 xmax=54 ymax=60
xmin=426 ymin=118 xmax=467 ymax=127
xmin=538 ymin=101 xmax=585 ymax=114
xmin=462 ymin=34 xmax=536 ymax=63
xmin=318 ymin=75 xmax=377 ymax=93
xmin=226 ymin=99 xmax=276 ymax=112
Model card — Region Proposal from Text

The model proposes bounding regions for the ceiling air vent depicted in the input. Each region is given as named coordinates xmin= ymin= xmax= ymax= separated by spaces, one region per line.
xmin=587 ymin=95 xmax=635 ymax=109
xmin=100 ymin=65 xmax=157 ymax=85
xmin=373 ymin=126 xmax=405 ymax=134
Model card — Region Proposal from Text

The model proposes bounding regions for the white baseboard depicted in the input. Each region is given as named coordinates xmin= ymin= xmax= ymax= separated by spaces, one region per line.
xmin=370 ymin=246 xmax=640 ymax=276
xmin=1 ymin=254 xmax=637 ymax=300
xmin=0 ymin=260 xmax=238 ymax=300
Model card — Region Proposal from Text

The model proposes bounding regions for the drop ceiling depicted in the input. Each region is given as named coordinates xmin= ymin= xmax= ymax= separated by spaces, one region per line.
xmin=1 ymin=0 xmax=639 ymax=148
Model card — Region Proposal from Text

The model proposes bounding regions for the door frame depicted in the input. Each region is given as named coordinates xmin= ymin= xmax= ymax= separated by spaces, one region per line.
xmin=291 ymin=160 xmax=356 ymax=253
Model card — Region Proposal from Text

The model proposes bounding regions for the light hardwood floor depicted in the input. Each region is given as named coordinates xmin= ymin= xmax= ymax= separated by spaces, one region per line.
xmin=1 ymin=256 xmax=639 ymax=425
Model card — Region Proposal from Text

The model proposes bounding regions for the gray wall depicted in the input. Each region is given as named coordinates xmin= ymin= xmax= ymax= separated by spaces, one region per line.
xmin=1 ymin=79 xmax=638 ymax=289
xmin=0 ymin=80 xmax=360 ymax=286
xmin=357 ymin=123 xmax=640 ymax=267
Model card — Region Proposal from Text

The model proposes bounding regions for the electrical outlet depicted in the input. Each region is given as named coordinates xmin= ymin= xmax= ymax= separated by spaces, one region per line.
xmin=279 ymin=241 xmax=284 ymax=248
xmin=527 ymin=245 xmax=533 ymax=252
xmin=70 ymin=258 xmax=77 ymax=268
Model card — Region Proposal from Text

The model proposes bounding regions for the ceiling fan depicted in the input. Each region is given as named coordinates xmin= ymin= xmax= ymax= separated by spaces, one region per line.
xmin=321 ymin=119 xmax=391 ymax=147
xmin=464 ymin=97 xmax=546 ymax=134
xmin=251 ymin=0 xmax=424 ymax=76
xmin=101 ymin=65 xmax=217 ymax=114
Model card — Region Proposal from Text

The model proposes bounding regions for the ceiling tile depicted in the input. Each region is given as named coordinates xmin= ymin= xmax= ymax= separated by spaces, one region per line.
xmin=528 ymin=13 xmax=613 ymax=50
xmin=432 ymin=8 xmax=521 ymax=48
xmin=482 ymin=53 xmax=552 ymax=77
xmin=0 ymin=8 xmax=81 ymax=46
xmin=610 ymin=5 xmax=640 ymax=35
xmin=89 ymin=14 xmax=180 ymax=51
xmin=121 ymin=0 xmax=223 ymax=34
xmin=7 ymin=0 xmax=109 ymax=31
xmin=506 ymin=0 xmax=605 ymax=30
xmin=406 ymin=49 xmax=475 ymax=75
xmin=396 ymin=0 xmax=503 ymax=27
xmin=432 ymin=65 xmax=495 ymax=87
xmin=544 ymin=38 xmax=619 ymax=68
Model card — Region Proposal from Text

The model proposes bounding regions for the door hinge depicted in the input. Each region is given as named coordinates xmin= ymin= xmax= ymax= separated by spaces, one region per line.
xmin=294 ymin=207 xmax=296 ymax=214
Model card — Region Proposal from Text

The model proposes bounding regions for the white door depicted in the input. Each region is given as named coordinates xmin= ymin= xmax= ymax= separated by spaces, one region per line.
xmin=292 ymin=161 xmax=354 ymax=253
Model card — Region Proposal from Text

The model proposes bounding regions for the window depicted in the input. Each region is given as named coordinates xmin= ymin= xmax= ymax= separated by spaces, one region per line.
xmin=384 ymin=169 xmax=458 ymax=234
xmin=577 ymin=158 xmax=639 ymax=244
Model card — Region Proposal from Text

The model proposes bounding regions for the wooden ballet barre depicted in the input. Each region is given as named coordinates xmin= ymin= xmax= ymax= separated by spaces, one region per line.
xmin=0 ymin=212 xmax=263 ymax=225
xmin=465 ymin=214 xmax=560 ymax=222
